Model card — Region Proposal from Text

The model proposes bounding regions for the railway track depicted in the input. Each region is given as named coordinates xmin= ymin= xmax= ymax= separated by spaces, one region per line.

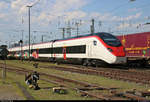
xmin=1 ymin=61 xmax=150 ymax=85
xmin=38 ymin=64 xmax=150 ymax=85
xmin=0 ymin=63 xmax=149 ymax=100
xmin=0 ymin=65 xmax=118 ymax=100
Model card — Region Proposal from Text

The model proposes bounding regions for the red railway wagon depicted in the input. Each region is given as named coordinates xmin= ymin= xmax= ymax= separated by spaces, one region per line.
xmin=117 ymin=32 xmax=150 ymax=66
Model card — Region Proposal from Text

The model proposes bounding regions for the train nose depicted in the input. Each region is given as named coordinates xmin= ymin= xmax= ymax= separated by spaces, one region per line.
xmin=111 ymin=47 xmax=126 ymax=57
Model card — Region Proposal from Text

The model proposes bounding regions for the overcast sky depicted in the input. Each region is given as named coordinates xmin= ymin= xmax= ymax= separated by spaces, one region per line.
xmin=0 ymin=0 xmax=150 ymax=46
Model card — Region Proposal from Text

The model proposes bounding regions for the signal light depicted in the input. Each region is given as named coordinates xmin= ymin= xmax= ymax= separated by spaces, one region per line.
xmin=107 ymin=48 xmax=113 ymax=52
xmin=123 ymin=48 xmax=126 ymax=51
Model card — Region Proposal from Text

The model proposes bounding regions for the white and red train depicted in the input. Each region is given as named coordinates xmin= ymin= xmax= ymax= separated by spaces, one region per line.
xmin=8 ymin=32 xmax=126 ymax=66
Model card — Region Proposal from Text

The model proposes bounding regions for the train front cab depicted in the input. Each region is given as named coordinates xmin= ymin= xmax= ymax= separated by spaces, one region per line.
xmin=88 ymin=33 xmax=126 ymax=66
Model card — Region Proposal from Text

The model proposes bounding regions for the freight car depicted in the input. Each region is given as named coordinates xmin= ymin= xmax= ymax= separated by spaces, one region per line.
xmin=117 ymin=32 xmax=150 ymax=67
xmin=8 ymin=32 xmax=126 ymax=66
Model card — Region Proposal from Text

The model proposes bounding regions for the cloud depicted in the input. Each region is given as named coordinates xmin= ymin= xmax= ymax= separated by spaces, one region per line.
xmin=0 ymin=32 xmax=4 ymax=41
xmin=36 ymin=0 xmax=89 ymax=24
xmin=36 ymin=10 xmax=87 ymax=27
xmin=64 ymin=11 xmax=87 ymax=21
xmin=0 ymin=0 xmax=144 ymax=42
xmin=11 ymin=0 xmax=34 ymax=14
xmin=0 ymin=14 xmax=6 ymax=19
xmin=19 ymin=6 xmax=28 ymax=14
xmin=52 ymin=0 xmax=87 ymax=13
xmin=38 ymin=12 xmax=48 ymax=21
xmin=90 ymin=12 xmax=101 ymax=18
xmin=111 ymin=12 xmax=142 ymax=21
xmin=123 ymin=12 xmax=141 ymax=21
xmin=88 ymin=12 xmax=142 ymax=22
xmin=0 ymin=1 xmax=9 ymax=10
xmin=128 ymin=7 xmax=138 ymax=12
xmin=116 ymin=22 xmax=141 ymax=30
xmin=35 ymin=12 xmax=50 ymax=26
xmin=89 ymin=12 xmax=111 ymax=21
xmin=117 ymin=23 xmax=130 ymax=29
xmin=11 ymin=0 xmax=24 ymax=9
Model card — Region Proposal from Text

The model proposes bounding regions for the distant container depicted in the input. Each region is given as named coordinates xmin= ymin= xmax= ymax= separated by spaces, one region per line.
xmin=117 ymin=32 xmax=150 ymax=57
xmin=117 ymin=32 xmax=150 ymax=65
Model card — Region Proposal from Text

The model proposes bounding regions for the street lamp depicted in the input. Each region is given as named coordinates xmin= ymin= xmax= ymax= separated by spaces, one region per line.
xmin=26 ymin=0 xmax=40 ymax=60
xmin=26 ymin=5 xmax=32 ymax=60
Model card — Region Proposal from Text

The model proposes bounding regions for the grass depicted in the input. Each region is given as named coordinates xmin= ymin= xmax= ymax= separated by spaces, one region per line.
xmin=0 ymin=74 xmax=25 ymax=100
xmin=0 ymin=69 xmax=96 ymax=100
xmin=1 ymin=60 xmax=150 ymax=90
xmin=0 ymin=60 xmax=150 ymax=100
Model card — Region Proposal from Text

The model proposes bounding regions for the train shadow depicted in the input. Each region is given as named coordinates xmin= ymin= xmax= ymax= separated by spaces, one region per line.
xmin=103 ymin=64 xmax=129 ymax=70
xmin=107 ymin=63 xmax=150 ymax=70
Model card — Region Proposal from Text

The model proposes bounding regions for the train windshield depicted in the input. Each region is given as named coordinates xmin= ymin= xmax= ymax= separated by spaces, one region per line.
xmin=97 ymin=33 xmax=122 ymax=47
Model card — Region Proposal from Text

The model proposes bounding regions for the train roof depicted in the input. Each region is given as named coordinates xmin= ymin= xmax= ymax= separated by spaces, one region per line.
xmin=53 ymin=32 xmax=113 ymax=41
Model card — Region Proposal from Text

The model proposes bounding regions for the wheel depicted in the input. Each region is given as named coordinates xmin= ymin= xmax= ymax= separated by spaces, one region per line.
xmin=91 ymin=60 xmax=98 ymax=67
xmin=83 ymin=59 xmax=87 ymax=66
xmin=140 ymin=60 xmax=146 ymax=67
xmin=82 ymin=59 xmax=90 ymax=66
xmin=50 ymin=58 xmax=56 ymax=63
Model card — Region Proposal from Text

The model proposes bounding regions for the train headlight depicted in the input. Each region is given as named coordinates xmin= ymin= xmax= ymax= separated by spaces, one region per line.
xmin=107 ymin=48 xmax=113 ymax=52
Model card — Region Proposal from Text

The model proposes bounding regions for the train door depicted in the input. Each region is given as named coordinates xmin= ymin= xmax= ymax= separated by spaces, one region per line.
xmin=32 ymin=49 xmax=39 ymax=59
xmin=92 ymin=40 xmax=98 ymax=57
xmin=88 ymin=40 xmax=98 ymax=58
xmin=88 ymin=41 xmax=93 ymax=57
xmin=51 ymin=42 xmax=53 ymax=58
xmin=63 ymin=47 xmax=66 ymax=60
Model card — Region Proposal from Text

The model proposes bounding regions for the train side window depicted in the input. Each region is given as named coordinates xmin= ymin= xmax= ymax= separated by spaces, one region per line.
xmin=93 ymin=40 xmax=97 ymax=46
